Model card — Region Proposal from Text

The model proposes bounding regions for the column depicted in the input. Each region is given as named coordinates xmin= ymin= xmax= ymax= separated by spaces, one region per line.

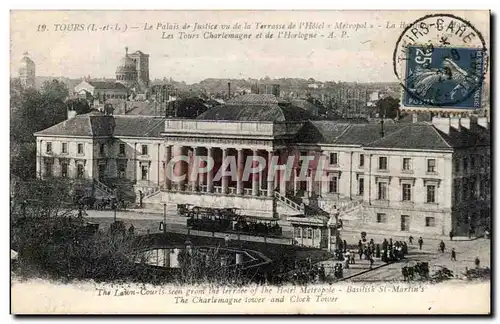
xmin=237 ymin=148 xmax=244 ymax=195
xmin=307 ymin=169 xmax=313 ymax=198
xmin=222 ymin=148 xmax=228 ymax=194
xmin=206 ymin=147 xmax=213 ymax=193
xmin=190 ymin=146 xmax=198 ymax=191
xmin=252 ymin=149 xmax=259 ymax=196
xmin=267 ymin=150 xmax=274 ymax=197
xmin=198 ymin=147 xmax=206 ymax=190
xmin=293 ymin=167 xmax=298 ymax=194
xmin=164 ymin=145 xmax=172 ymax=190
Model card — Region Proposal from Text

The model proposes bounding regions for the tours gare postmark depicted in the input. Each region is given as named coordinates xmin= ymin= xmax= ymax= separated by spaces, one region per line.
xmin=393 ymin=13 xmax=488 ymax=110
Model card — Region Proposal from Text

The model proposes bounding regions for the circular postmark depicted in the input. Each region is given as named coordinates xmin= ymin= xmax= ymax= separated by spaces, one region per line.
xmin=393 ymin=13 xmax=488 ymax=109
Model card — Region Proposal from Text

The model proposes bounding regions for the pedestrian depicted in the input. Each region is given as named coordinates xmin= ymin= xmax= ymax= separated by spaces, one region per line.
xmin=474 ymin=257 xmax=480 ymax=268
xmin=358 ymin=240 xmax=363 ymax=251
xmin=224 ymin=234 xmax=230 ymax=247
xmin=451 ymin=248 xmax=457 ymax=261
xmin=409 ymin=235 xmax=414 ymax=245
xmin=369 ymin=256 xmax=374 ymax=269
xmin=418 ymin=237 xmax=423 ymax=250
xmin=358 ymin=247 xmax=363 ymax=260
xmin=343 ymin=240 xmax=347 ymax=253
xmin=449 ymin=230 xmax=454 ymax=241
xmin=439 ymin=240 xmax=445 ymax=253
xmin=389 ymin=238 xmax=393 ymax=251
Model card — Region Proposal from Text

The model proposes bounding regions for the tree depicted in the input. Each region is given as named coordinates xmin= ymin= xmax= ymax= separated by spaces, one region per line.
xmin=41 ymin=79 xmax=69 ymax=101
xmin=65 ymin=98 xmax=91 ymax=115
xmin=375 ymin=96 xmax=400 ymax=119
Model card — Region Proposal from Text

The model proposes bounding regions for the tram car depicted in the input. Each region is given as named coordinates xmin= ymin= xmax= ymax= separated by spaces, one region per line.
xmin=186 ymin=206 xmax=238 ymax=232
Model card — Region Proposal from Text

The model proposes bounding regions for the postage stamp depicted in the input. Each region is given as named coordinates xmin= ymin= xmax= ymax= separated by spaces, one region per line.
xmin=393 ymin=13 xmax=489 ymax=112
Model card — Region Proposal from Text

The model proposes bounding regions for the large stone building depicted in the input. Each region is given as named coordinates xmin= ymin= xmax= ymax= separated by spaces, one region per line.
xmin=19 ymin=52 xmax=36 ymax=88
xmin=34 ymin=94 xmax=491 ymax=245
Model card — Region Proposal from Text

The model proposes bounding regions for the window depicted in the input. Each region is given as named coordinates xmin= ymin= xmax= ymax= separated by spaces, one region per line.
xmin=329 ymin=153 xmax=338 ymax=165
xmin=77 ymin=143 xmax=84 ymax=154
xmin=61 ymin=143 xmax=68 ymax=154
xmin=118 ymin=162 xmax=126 ymax=178
xmin=294 ymin=227 xmax=302 ymax=238
xmin=402 ymin=183 xmax=412 ymax=201
xmin=329 ymin=176 xmax=338 ymax=193
xmin=463 ymin=157 xmax=468 ymax=171
xmin=377 ymin=182 xmax=387 ymax=200
xmin=141 ymin=165 xmax=148 ymax=180
xmin=46 ymin=142 xmax=52 ymax=153
xmin=76 ymin=164 xmax=85 ymax=179
xmin=427 ymin=185 xmax=436 ymax=203
xmin=378 ymin=156 xmax=387 ymax=170
xmin=307 ymin=228 xmax=313 ymax=239
xmin=402 ymin=158 xmax=411 ymax=171
xmin=100 ymin=143 xmax=105 ymax=155
xmin=358 ymin=178 xmax=364 ymax=196
xmin=376 ymin=213 xmax=387 ymax=223
xmin=425 ymin=217 xmax=436 ymax=227
xmin=359 ymin=154 xmax=364 ymax=167
xmin=61 ymin=162 xmax=68 ymax=178
xmin=427 ymin=159 xmax=436 ymax=173
xmin=119 ymin=143 xmax=126 ymax=155
xmin=141 ymin=145 xmax=148 ymax=155
xmin=44 ymin=161 xmax=53 ymax=177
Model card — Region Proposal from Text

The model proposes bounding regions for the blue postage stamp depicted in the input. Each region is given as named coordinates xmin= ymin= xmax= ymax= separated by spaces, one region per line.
xmin=403 ymin=45 xmax=486 ymax=109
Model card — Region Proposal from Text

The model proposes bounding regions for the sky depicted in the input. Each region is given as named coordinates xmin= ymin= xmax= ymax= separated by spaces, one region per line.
xmin=10 ymin=10 xmax=490 ymax=84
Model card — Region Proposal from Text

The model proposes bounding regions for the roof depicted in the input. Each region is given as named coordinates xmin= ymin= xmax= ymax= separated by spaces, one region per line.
xmin=35 ymin=112 xmax=166 ymax=138
xmin=295 ymin=120 xmax=490 ymax=150
xmin=87 ymin=81 xmax=129 ymax=91
xmin=197 ymin=94 xmax=313 ymax=122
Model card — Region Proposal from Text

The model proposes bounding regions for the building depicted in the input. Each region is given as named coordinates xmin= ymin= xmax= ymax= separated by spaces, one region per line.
xmin=34 ymin=94 xmax=491 ymax=246
xmin=115 ymin=47 xmax=149 ymax=92
xmin=19 ymin=52 xmax=36 ymax=88
xmin=128 ymin=50 xmax=150 ymax=89
xmin=74 ymin=80 xmax=130 ymax=105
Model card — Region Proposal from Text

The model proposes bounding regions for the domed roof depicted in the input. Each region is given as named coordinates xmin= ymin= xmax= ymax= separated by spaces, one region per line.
xmin=116 ymin=47 xmax=136 ymax=73
xmin=20 ymin=53 xmax=34 ymax=67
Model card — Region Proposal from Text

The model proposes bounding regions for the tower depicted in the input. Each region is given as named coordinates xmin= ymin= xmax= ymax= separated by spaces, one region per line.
xmin=19 ymin=52 xmax=35 ymax=88
xmin=115 ymin=46 xmax=138 ymax=88
xmin=128 ymin=50 xmax=150 ymax=89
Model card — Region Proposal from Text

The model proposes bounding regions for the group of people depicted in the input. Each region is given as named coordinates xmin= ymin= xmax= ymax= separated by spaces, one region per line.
xmin=232 ymin=220 xmax=282 ymax=237
xmin=381 ymin=238 xmax=408 ymax=263
xmin=75 ymin=195 xmax=128 ymax=212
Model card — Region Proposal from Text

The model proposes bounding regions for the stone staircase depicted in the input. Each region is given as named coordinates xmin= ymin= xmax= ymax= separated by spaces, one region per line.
xmin=93 ymin=179 xmax=115 ymax=199
xmin=274 ymin=190 xmax=305 ymax=216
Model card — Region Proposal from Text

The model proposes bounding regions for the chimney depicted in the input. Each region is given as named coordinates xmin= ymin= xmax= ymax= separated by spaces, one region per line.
xmin=67 ymin=109 xmax=77 ymax=120
xmin=228 ymin=82 xmax=231 ymax=98
xmin=450 ymin=116 xmax=461 ymax=131
xmin=460 ymin=116 xmax=478 ymax=132
xmin=478 ymin=116 xmax=489 ymax=129
xmin=432 ymin=117 xmax=451 ymax=134
xmin=412 ymin=113 xmax=418 ymax=123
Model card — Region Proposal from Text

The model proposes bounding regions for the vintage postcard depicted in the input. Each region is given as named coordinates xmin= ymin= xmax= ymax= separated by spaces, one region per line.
xmin=10 ymin=10 xmax=491 ymax=315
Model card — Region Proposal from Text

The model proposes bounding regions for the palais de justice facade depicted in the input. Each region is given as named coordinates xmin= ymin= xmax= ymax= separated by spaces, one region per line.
xmin=34 ymin=93 xmax=491 ymax=246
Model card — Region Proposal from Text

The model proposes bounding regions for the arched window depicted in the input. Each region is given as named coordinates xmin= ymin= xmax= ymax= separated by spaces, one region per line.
xmin=307 ymin=228 xmax=313 ymax=239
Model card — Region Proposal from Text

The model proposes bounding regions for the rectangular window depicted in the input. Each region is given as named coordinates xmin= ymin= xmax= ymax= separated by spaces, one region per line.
xmin=425 ymin=217 xmax=436 ymax=227
xmin=427 ymin=159 xmax=436 ymax=173
xmin=427 ymin=185 xmax=436 ymax=203
xmin=77 ymin=143 xmax=84 ymax=154
xmin=329 ymin=176 xmax=338 ymax=193
xmin=141 ymin=165 xmax=148 ymax=180
xmin=359 ymin=154 xmax=364 ymax=167
xmin=141 ymin=145 xmax=148 ymax=156
xmin=76 ymin=164 xmax=85 ymax=179
xmin=61 ymin=142 xmax=68 ymax=154
xmin=118 ymin=163 xmax=126 ymax=178
xmin=378 ymin=182 xmax=387 ymax=200
xmin=378 ymin=156 xmax=387 ymax=170
xmin=99 ymin=143 xmax=105 ymax=155
xmin=329 ymin=153 xmax=338 ymax=165
xmin=294 ymin=227 xmax=302 ymax=239
xmin=376 ymin=213 xmax=386 ymax=223
xmin=402 ymin=158 xmax=411 ymax=171
xmin=358 ymin=178 xmax=364 ymax=196
xmin=61 ymin=162 xmax=68 ymax=178
xmin=119 ymin=143 xmax=126 ymax=155
xmin=307 ymin=228 xmax=313 ymax=239
xmin=44 ymin=161 xmax=53 ymax=177
xmin=402 ymin=183 xmax=412 ymax=201
xmin=46 ymin=142 xmax=52 ymax=153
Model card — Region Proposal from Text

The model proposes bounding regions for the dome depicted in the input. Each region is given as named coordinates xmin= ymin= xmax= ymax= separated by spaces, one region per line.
xmin=20 ymin=54 xmax=34 ymax=67
xmin=115 ymin=47 xmax=136 ymax=73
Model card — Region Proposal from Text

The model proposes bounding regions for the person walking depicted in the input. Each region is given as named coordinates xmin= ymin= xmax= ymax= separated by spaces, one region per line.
xmin=418 ymin=237 xmax=423 ymax=250
xmin=449 ymin=230 xmax=454 ymax=241
xmin=451 ymin=248 xmax=457 ymax=261
xmin=343 ymin=240 xmax=347 ymax=253
xmin=474 ymin=257 xmax=480 ymax=268
xmin=408 ymin=235 xmax=414 ymax=245
xmin=439 ymin=240 xmax=446 ymax=253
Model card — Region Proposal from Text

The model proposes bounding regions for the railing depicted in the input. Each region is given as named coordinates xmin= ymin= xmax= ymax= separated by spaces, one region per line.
xmin=94 ymin=179 xmax=114 ymax=196
xmin=243 ymin=188 xmax=253 ymax=196
xmin=143 ymin=185 xmax=162 ymax=199
xmin=274 ymin=190 xmax=305 ymax=213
